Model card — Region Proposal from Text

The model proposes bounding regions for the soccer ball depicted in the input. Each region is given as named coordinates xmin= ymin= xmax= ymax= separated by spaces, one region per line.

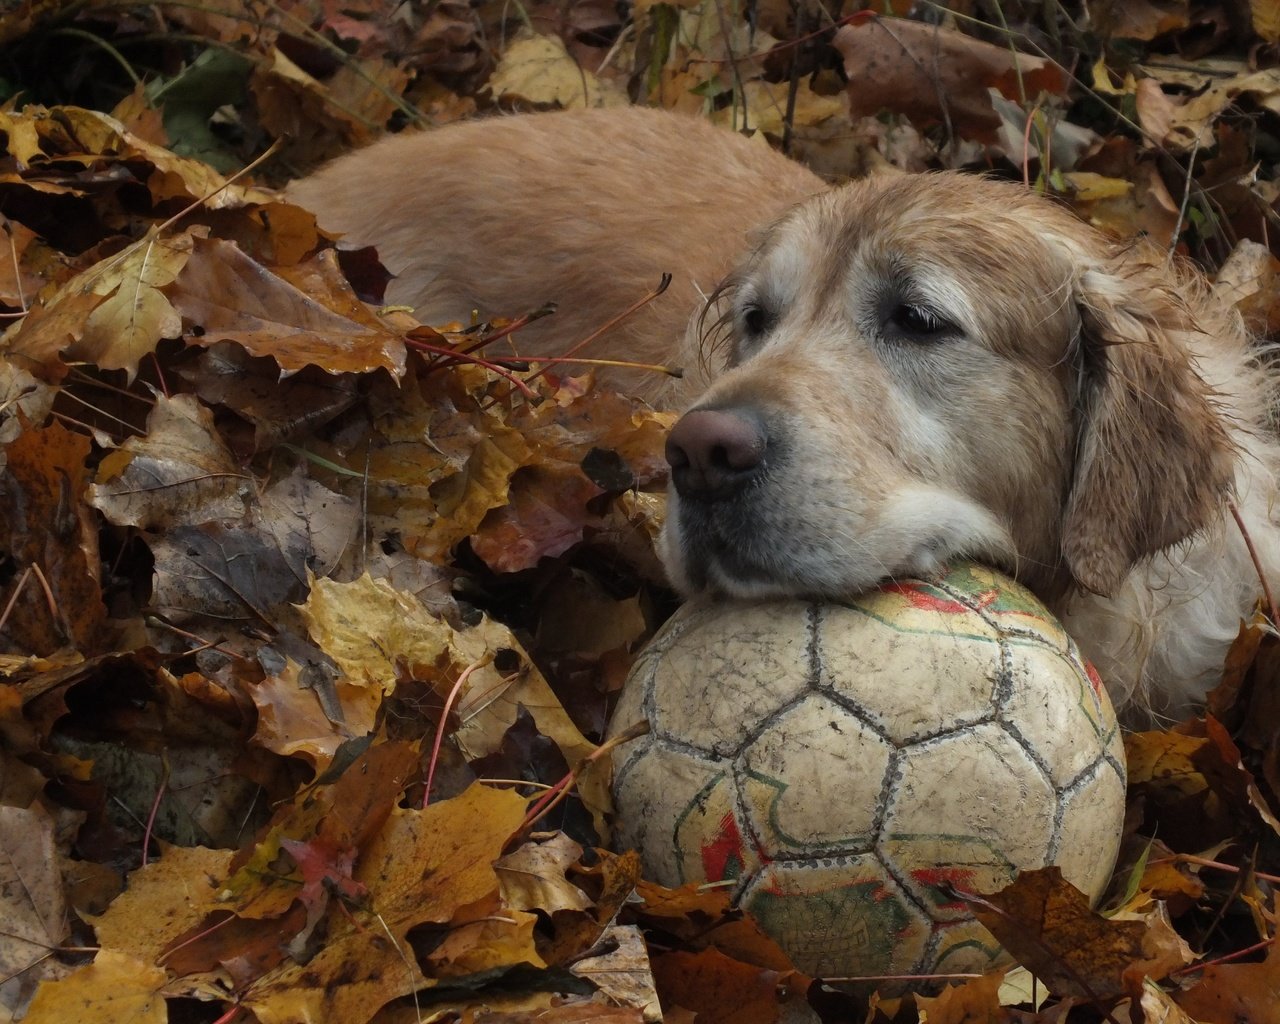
xmin=608 ymin=563 xmax=1126 ymax=985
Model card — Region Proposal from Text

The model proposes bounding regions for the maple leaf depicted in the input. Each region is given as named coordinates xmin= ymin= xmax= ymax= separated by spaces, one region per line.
xmin=1176 ymin=936 xmax=1280 ymax=1020
xmin=0 ymin=805 xmax=71 ymax=1014
xmin=167 ymin=237 xmax=407 ymax=376
xmin=963 ymin=867 xmax=1192 ymax=1001
xmin=0 ymin=418 xmax=103 ymax=654
xmin=240 ymin=783 xmax=535 ymax=1022
xmin=89 ymin=394 xmax=250 ymax=530
xmin=22 ymin=950 xmax=167 ymax=1024
xmin=7 ymin=229 xmax=200 ymax=380
xmin=833 ymin=18 xmax=1068 ymax=143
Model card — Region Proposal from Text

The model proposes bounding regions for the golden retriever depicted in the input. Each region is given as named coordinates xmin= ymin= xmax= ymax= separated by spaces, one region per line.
xmin=288 ymin=107 xmax=1280 ymax=722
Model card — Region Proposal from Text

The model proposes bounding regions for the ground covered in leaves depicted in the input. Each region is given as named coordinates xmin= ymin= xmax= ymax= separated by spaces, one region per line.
xmin=3 ymin=2 xmax=1280 ymax=1022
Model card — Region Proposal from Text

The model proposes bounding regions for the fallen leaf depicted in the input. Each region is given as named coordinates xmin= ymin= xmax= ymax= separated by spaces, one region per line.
xmin=965 ymin=867 xmax=1192 ymax=1001
xmin=88 ymin=394 xmax=250 ymax=530
xmin=241 ymin=783 xmax=532 ymax=1023
xmin=88 ymin=844 xmax=233 ymax=964
xmin=488 ymin=33 xmax=628 ymax=109
xmin=913 ymin=970 xmax=1009 ymax=1022
xmin=497 ymin=832 xmax=594 ymax=914
xmin=167 ymin=237 xmax=407 ymax=376
xmin=1176 ymin=937 xmax=1280 ymax=1019
xmin=650 ymin=945 xmax=803 ymax=1024
xmin=22 ymin=950 xmax=167 ymax=1024
xmin=0 ymin=804 xmax=70 ymax=1017
xmin=0 ymin=418 xmax=104 ymax=654
xmin=834 ymin=18 xmax=1068 ymax=143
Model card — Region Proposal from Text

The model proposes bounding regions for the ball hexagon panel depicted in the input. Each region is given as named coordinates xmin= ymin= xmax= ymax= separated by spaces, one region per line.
xmin=880 ymin=723 xmax=1056 ymax=919
xmin=741 ymin=858 xmax=932 ymax=980
xmin=818 ymin=598 xmax=1002 ymax=745
xmin=1000 ymin=638 xmax=1120 ymax=788
xmin=1052 ymin=756 xmax=1128 ymax=900
xmin=735 ymin=693 xmax=893 ymax=856
xmin=613 ymin=743 xmax=763 ymax=887
xmin=928 ymin=917 xmax=1009 ymax=977
xmin=648 ymin=600 xmax=814 ymax=758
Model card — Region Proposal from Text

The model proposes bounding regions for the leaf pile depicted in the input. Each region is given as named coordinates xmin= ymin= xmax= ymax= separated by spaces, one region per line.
xmin=2 ymin=3 xmax=1280 ymax=1024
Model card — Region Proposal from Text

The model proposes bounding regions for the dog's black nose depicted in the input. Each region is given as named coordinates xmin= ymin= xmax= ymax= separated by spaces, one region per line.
xmin=666 ymin=408 xmax=768 ymax=500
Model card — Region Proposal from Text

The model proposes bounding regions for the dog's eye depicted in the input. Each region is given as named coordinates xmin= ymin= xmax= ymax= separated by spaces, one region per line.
xmin=741 ymin=303 xmax=771 ymax=338
xmin=888 ymin=303 xmax=953 ymax=340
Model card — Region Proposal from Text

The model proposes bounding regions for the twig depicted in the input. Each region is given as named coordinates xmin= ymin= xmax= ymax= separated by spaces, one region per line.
xmin=1150 ymin=852 xmax=1280 ymax=886
xmin=423 ymin=656 xmax=492 ymax=808
xmin=509 ymin=719 xmax=650 ymax=841
xmin=1169 ymin=134 xmax=1203 ymax=260
xmin=141 ymin=752 xmax=171 ymax=868
xmin=1228 ymin=499 xmax=1279 ymax=627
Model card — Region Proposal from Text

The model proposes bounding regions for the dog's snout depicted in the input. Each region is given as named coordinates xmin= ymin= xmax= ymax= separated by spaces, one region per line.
xmin=666 ymin=408 xmax=768 ymax=500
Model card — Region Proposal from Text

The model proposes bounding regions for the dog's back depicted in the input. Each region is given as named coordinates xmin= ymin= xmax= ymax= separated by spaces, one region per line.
xmin=287 ymin=107 xmax=825 ymax=402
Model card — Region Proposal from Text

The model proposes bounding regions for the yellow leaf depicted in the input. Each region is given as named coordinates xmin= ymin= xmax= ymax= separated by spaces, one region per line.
xmin=488 ymin=34 xmax=627 ymax=109
xmin=1062 ymin=172 xmax=1134 ymax=201
xmin=24 ymin=950 xmax=167 ymax=1024
xmin=243 ymin=784 xmax=531 ymax=1023
xmin=88 ymin=846 xmax=233 ymax=963
xmin=1254 ymin=0 xmax=1280 ymax=42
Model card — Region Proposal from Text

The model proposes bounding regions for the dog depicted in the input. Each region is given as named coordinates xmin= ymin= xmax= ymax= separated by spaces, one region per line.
xmin=288 ymin=106 xmax=1280 ymax=723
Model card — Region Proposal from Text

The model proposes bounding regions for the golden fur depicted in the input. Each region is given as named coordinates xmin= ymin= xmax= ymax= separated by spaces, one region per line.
xmin=289 ymin=107 xmax=1280 ymax=722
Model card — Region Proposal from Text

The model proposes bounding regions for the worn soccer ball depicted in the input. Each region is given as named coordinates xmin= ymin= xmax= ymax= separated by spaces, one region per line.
xmin=609 ymin=563 xmax=1126 ymax=985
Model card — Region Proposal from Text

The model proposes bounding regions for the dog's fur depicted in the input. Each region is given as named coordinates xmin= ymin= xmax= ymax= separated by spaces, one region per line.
xmin=289 ymin=106 xmax=1280 ymax=722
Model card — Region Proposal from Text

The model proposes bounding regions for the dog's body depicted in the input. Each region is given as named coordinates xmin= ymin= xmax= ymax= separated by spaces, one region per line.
xmin=289 ymin=107 xmax=1280 ymax=722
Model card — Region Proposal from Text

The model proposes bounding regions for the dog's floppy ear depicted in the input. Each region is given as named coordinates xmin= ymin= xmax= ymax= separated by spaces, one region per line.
xmin=1061 ymin=256 xmax=1237 ymax=595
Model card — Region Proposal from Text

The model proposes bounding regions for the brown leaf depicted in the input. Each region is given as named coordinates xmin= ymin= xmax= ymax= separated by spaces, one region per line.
xmin=966 ymin=867 xmax=1191 ymax=1001
xmin=0 ymin=418 xmax=103 ymax=654
xmin=1095 ymin=0 xmax=1189 ymax=41
xmin=834 ymin=18 xmax=1067 ymax=143
xmin=166 ymin=237 xmax=406 ymax=376
xmin=0 ymin=804 xmax=70 ymax=1015
xmin=650 ymin=946 xmax=804 ymax=1024
xmin=88 ymin=394 xmax=249 ymax=530
xmin=497 ymin=833 xmax=593 ymax=914
xmin=472 ymin=465 xmax=603 ymax=572
xmin=1176 ymin=938 xmax=1280 ymax=1019
xmin=627 ymin=880 xmax=800 ymax=974
xmin=177 ymin=343 xmax=361 ymax=450
xmin=250 ymin=656 xmax=377 ymax=770
xmin=913 ymin=971 xmax=1010 ymax=1023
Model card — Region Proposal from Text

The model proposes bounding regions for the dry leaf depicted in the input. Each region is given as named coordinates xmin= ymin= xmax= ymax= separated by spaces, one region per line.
xmin=22 ymin=950 xmax=167 ymax=1024
xmin=966 ymin=868 xmax=1192 ymax=1001
xmin=488 ymin=33 xmax=628 ymax=109
xmin=0 ymin=804 xmax=70 ymax=1017
xmin=834 ymin=18 xmax=1068 ymax=143
xmin=89 ymin=394 xmax=250 ymax=530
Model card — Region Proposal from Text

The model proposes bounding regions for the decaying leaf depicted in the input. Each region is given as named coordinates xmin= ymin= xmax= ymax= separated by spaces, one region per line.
xmin=23 ymin=950 xmax=167 ymax=1024
xmin=965 ymin=867 xmax=1192 ymax=1001
xmin=0 ymin=804 xmax=70 ymax=1017
xmin=89 ymin=394 xmax=249 ymax=530
xmin=834 ymin=18 xmax=1068 ymax=143
xmin=488 ymin=33 xmax=628 ymax=109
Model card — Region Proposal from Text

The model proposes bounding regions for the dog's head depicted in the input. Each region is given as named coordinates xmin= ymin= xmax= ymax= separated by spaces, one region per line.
xmin=660 ymin=172 xmax=1237 ymax=603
